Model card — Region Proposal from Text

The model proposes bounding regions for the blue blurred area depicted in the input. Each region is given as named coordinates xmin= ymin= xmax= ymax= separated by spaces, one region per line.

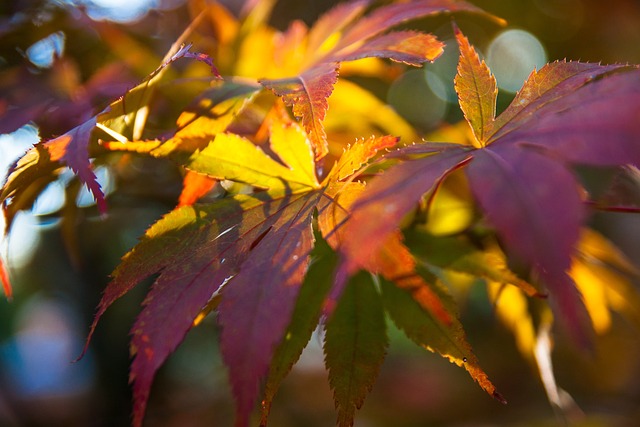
xmin=0 ymin=296 xmax=97 ymax=425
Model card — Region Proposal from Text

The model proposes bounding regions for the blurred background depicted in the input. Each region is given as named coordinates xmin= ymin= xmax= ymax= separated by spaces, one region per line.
xmin=1 ymin=0 xmax=640 ymax=426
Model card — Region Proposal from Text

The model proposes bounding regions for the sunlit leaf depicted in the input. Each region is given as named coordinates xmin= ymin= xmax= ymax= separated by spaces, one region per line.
xmin=332 ymin=135 xmax=399 ymax=182
xmin=178 ymin=171 xmax=218 ymax=207
xmin=218 ymin=191 xmax=318 ymax=427
xmin=487 ymin=282 xmax=536 ymax=358
xmin=325 ymin=79 xmax=418 ymax=147
xmin=304 ymin=0 xmax=369 ymax=60
xmin=260 ymin=0 xmax=500 ymax=160
xmin=340 ymin=27 xmax=640 ymax=346
xmin=260 ymin=239 xmax=336 ymax=424
xmin=453 ymin=24 xmax=496 ymax=146
xmin=467 ymin=146 xmax=591 ymax=344
xmin=572 ymin=228 xmax=640 ymax=331
xmin=407 ymin=230 xmax=543 ymax=298
xmin=337 ymin=146 xmax=472 ymax=276
xmin=260 ymin=63 xmax=339 ymax=160
xmin=331 ymin=31 xmax=444 ymax=66
xmin=1 ymin=41 xmax=220 ymax=224
xmin=332 ymin=0 xmax=505 ymax=51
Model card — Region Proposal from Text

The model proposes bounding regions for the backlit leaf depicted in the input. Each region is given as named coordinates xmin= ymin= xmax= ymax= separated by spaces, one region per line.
xmin=185 ymin=131 xmax=319 ymax=192
xmin=87 ymin=113 xmax=399 ymax=426
xmin=261 ymin=0 xmax=500 ymax=160
xmin=488 ymin=61 xmax=626 ymax=140
xmin=406 ymin=230 xmax=542 ymax=298
xmin=340 ymin=27 xmax=640 ymax=346
xmin=332 ymin=0 xmax=504 ymax=51
xmin=488 ymin=282 xmax=536 ymax=358
xmin=177 ymin=171 xmax=218 ymax=207
xmin=103 ymin=81 xmax=259 ymax=158
xmin=572 ymin=229 xmax=640 ymax=331
xmin=331 ymin=31 xmax=444 ymax=66
xmin=260 ymin=239 xmax=336 ymax=425
xmin=260 ymin=63 xmax=339 ymax=160
xmin=381 ymin=276 xmax=505 ymax=403
xmin=337 ymin=146 xmax=472 ymax=275
xmin=305 ymin=0 xmax=370 ymax=59
xmin=325 ymin=79 xmax=418 ymax=145
xmin=466 ymin=146 xmax=591 ymax=344
xmin=499 ymin=69 xmax=640 ymax=166
xmin=45 ymin=117 xmax=107 ymax=213
xmin=1 ymin=41 xmax=219 ymax=223
xmin=332 ymin=135 xmax=399 ymax=182
xmin=1 ymin=145 xmax=61 ymax=231
xmin=453 ymin=24 xmax=496 ymax=146
xmin=218 ymin=191 xmax=319 ymax=427
xmin=318 ymin=160 xmax=452 ymax=327
xmin=89 ymin=190 xmax=319 ymax=427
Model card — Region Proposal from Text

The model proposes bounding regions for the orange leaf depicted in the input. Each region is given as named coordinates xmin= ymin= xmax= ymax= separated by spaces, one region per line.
xmin=0 ymin=257 xmax=12 ymax=301
xmin=453 ymin=23 xmax=497 ymax=147
xmin=178 ymin=171 xmax=218 ymax=207
xmin=260 ymin=63 xmax=339 ymax=160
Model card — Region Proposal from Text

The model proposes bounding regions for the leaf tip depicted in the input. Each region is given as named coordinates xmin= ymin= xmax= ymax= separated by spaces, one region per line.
xmin=451 ymin=20 xmax=462 ymax=37
xmin=493 ymin=390 xmax=508 ymax=405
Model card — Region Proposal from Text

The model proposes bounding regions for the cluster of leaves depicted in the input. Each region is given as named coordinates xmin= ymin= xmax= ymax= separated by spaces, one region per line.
xmin=2 ymin=0 xmax=640 ymax=426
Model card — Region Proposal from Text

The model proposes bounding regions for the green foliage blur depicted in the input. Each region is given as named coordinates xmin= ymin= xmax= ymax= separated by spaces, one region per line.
xmin=0 ymin=0 xmax=639 ymax=426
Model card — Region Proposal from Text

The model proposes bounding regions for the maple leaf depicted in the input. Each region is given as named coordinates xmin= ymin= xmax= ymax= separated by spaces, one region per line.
xmin=381 ymin=271 xmax=506 ymax=404
xmin=86 ymin=118 xmax=320 ymax=427
xmin=1 ymin=42 xmax=218 ymax=227
xmin=324 ymin=272 xmax=388 ymax=427
xmin=311 ymin=135 xmax=504 ymax=417
xmin=406 ymin=230 xmax=543 ymax=298
xmin=337 ymin=25 xmax=640 ymax=347
xmin=90 ymin=109 xmax=410 ymax=426
xmin=260 ymin=0 xmax=501 ymax=160
xmin=259 ymin=63 xmax=339 ymax=160
xmin=177 ymin=171 xmax=218 ymax=207
xmin=260 ymin=238 xmax=337 ymax=426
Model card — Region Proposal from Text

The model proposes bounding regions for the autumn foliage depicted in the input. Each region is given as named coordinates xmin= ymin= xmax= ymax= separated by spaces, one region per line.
xmin=1 ymin=1 xmax=640 ymax=426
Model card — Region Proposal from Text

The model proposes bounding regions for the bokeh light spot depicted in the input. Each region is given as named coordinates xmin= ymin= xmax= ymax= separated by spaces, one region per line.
xmin=424 ymin=39 xmax=459 ymax=104
xmin=387 ymin=69 xmax=447 ymax=131
xmin=26 ymin=32 xmax=65 ymax=69
xmin=60 ymin=0 xmax=159 ymax=23
xmin=487 ymin=29 xmax=547 ymax=93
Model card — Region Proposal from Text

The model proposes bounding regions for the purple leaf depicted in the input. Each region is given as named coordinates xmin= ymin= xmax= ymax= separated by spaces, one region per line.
xmin=218 ymin=192 xmax=318 ymax=427
xmin=466 ymin=145 xmax=591 ymax=344
xmin=44 ymin=116 xmax=107 ymax=213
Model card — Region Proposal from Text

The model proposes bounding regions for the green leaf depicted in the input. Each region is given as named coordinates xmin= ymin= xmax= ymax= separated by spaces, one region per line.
xmin=381 ymin=275 xmax=505 ymax=404
xmin=324 ymin=272 xmax=388 ymax=427
xmin=406 ymin=230 xmax=543 ymax=297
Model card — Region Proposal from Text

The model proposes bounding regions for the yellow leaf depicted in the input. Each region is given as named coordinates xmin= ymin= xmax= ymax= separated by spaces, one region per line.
xmin=326 ymin=79 xmax=418 ymax=143
xmin=423 ymin=183 xmax=474 ymax=235
xmin=571 ymin=228 xmax=640 ymax=331
xmin=488 ymin=282 xmax=536 ymax=358
xmin=268 ymin=120 xmax=319 ymax=189
xmin=235 ymin=26 xmax=279 ymax=78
